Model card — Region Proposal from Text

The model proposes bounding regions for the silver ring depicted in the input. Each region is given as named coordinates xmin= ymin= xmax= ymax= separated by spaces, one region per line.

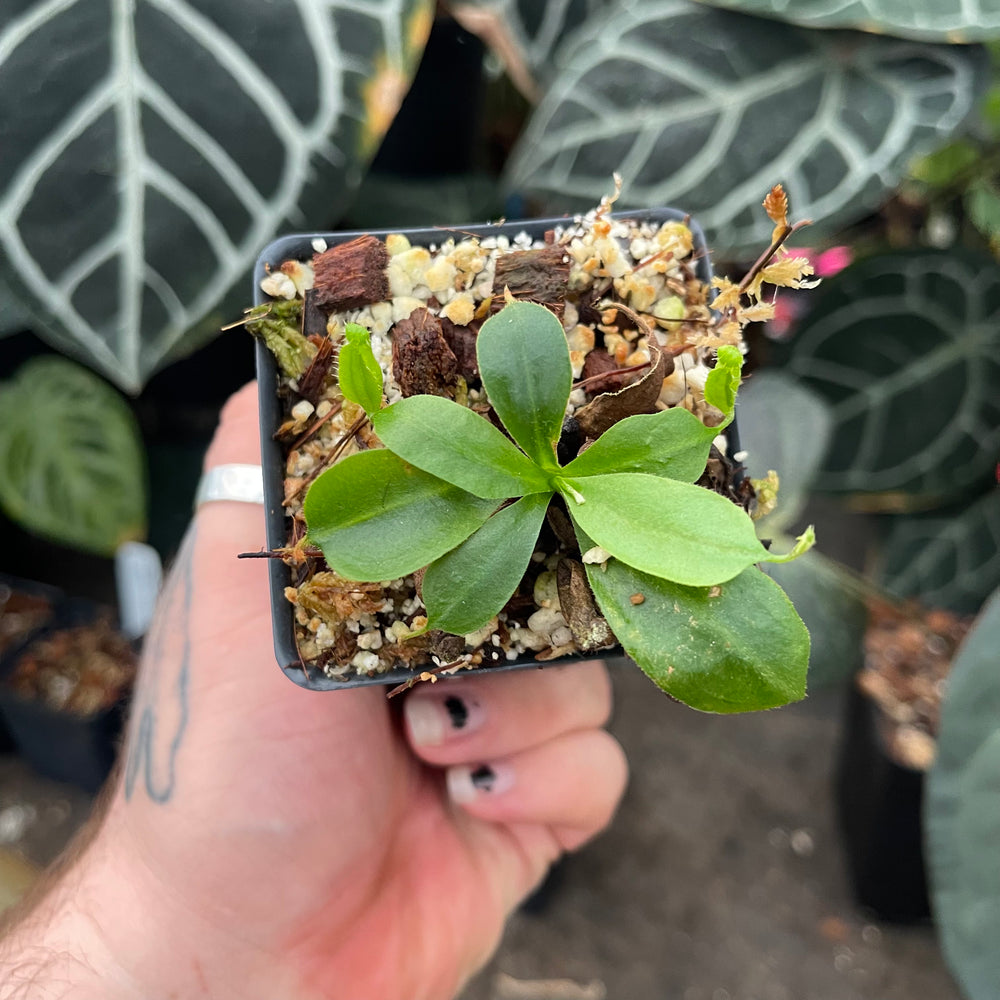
xmin=194 ymin=464 xmax=265 ymax=508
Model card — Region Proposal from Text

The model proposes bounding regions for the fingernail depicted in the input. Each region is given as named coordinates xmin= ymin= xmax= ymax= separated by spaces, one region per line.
xmin=406 ymin=693 xmax=483 ymax=747
xmin=447 ymin=763 xmax=514 ymax=804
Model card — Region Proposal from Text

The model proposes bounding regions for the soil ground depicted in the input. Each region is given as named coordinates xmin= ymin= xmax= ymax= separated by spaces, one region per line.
xmin=0 ymin=673 xmax=960 ymax=1000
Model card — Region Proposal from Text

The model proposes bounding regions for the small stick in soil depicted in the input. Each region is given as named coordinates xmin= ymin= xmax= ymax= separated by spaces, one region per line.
xmin=220 ymin=303 xmax=271 ymax=331
xmin=386 ymin=659 xmax=466 ymax=699
xmin=290 ymin=399 xmax=343 ymax=451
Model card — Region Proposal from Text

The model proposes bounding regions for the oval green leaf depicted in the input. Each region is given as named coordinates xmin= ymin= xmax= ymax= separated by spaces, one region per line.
xmin=339 ymin=323 xmax=383 ymax=416
xmin=371 ymin=395 xmax=551 ymax=499
xmin=303 ymin=449 xmax=497 ymax=582
xmin=563 ymin=409 xmax=714 ymax=482
xmin=477 ymin=300 xmax=571 ymax=470
xmin=565 ymin=472 xmax=770 ymax=586
xmin=585 ymin=558 xmax=809 ymax=713
xmin=423 ymin=491 xmax=552 ymax=636
xmin=0 ymin=357 xmax=146 ymax=555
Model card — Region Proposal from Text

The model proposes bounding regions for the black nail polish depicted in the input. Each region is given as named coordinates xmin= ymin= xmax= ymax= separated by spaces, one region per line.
xmin=470 ymin=764 xmax=496 ymax=792
xmin=445 ymin=695 xmax=469 ymax=730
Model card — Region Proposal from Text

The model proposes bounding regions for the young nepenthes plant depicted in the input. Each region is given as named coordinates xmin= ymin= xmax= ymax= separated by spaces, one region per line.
xmin=302 ymin=299 xmax=815 ymax=712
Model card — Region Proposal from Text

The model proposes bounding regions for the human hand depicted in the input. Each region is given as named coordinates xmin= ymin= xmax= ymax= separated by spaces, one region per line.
xmin=0 ymin=383 xmax=627 ymax=1000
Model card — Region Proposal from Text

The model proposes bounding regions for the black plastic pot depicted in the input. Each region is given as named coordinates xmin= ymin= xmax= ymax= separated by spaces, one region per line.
xmin=835 ymin=682 xmax=931 ymax=922
xmin=255 ymin=210 xmax=715 ymax=691
xmin=0 ymin=594 xmax=131 ymax=794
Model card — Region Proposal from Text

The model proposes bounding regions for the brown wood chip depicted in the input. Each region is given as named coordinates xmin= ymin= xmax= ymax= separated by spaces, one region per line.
xmin=575 ymin=344 xmax=673 ymax=438
xmin=557 ymin=558 xmax=616 ymax=652
xmin=492 ymin=246 xmax=570 ymax=314
xmin=440 ymin=316 xmax=480 ymax=382
xmin=301 ymin=287 xmax=329 ymax=338
xmin=312 ymin=235 xmax=389 ymax=311
xmin=296 ymin=336 xmax=335 ymax=405
xmin=391 ymin=307 xmax=459 ymax=398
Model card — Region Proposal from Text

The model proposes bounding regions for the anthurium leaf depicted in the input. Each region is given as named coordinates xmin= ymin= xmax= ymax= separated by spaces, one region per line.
xmin=694 ymin=0 xmax=1000 ymax=42
xmin=338 ymin=323 xmax=383 ymax=417
xmin=371 ymin=395 xmax=551 ymax=499
xmin=585 ymin=557 xmax=809 ymax=712
xmin=762 ymin=547 xmax=866 ymax=689
xmin=702 ymin=344 xmax=743 ymax=422
xmin=477 ymin=300 xmax=571 ymax=469
xmin=422 ymin=491 xmax=552 ymax=636
xmin=563 ymin=409 xmax=713 ymax=483
xmin=564 ymin=472 xmax=772 ymax=586
xmin=879 ymin=489 xmax=1000 ymax=614
xmin=965 ymin=178 xmax=1000 ymax=244
xmin=736 ymin=370 xmax=833 ymax=535
xmin=0 ymin=0 xmax=433 ymax=391
xmin=926 ymin=589 xmax=1000 ymax=1000
xmin=779 ymin=250 xmax=1000 ymax=501
xmin=303 ymin=450 xmax=496 ymax=582
xmin=0 ymin=356 xmax=146 ymax=555
xmin=503 ymin=1 xmax=989 ymax=253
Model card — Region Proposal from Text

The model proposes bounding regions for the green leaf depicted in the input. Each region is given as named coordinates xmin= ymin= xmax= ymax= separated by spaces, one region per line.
xmin=926 ymin=589 xmax=1000 ymax=1000
xmin=965 ymin=178 xmax=1000 ymax=243
xmin=911 ymin=140 xmax=980 ymax=188
xmin=703 ymin=345 xmax=743 ymax=422
xmin=338 ymin=323 xmax=383 ymax=416
xmin=779 ymin=249 xmax=1000 ymax=501
xmin=762 ymin=548 xmax=866 ymax=689
xmin=0 ymin=0 xmax=433 ymax=391
xmin=247 ymin=300 xmax=313 ymax=379
xmin=422 ymin=492 xmax=552 ymax=635
xmin=564 ymin=472 xmax=773 ymax=586
xmin=0 ymin=357 xmax=146 ymax=555
xmin=504 ymin=1 xmax=989 ymax=253
xmin=303 ymin=450 xmax=497 ymax=582
xmin=694 ymin=0 xmax=1000 ymax=42
xmin=562 ymin=409 xmax=714 ymax=483
xmin=371 ymin=395 xmax=551 ymax=499
xmin=477 ymin=300 xmax=571 ymax=469
xmin=736 ymin=371 xmax=833 ymax=534
xmin=879 ymin=489 xmax=1000 ymax=614
xmin=585 ymin=558 xmax=809 ymax=713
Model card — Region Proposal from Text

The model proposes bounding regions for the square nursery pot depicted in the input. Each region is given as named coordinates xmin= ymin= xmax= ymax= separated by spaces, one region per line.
xmin=835 ymin=681 xmax=931 ymax=923
xmin=0 ymin=592 xmax=137 ymax=793
xmin=255 ymin=209 xmax=737 ymax=691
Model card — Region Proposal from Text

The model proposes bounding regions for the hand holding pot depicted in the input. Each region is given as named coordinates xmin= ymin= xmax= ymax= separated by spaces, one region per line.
xmin=0 ymin=382 xmax=627 ymax=1000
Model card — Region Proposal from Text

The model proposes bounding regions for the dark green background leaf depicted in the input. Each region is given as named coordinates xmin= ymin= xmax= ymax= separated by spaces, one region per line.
xmin=780 ymin=250 xmax=1000 ymax=501
xmin=477 ymin=301 xmax=571 ymax=469
xmin=587 ymin=559 xmax=810 ymax=712
xmin=0 ymin=0 xmax=432 ymax=391
xmin=422 ymin=491 xmax=551 ymax=635
xmin=879 ymin=489 xmax=1000 ymax=613
xmin=736 ymin=371 xmax=833 ymax=534
xmin=303 ymin=450 xmax=496 ymax=581
xmin=695 ymin=0 xmax=1000 ymax=42
xmin=926 ymin=589 xmax=1000 ymax=1000
xmin=504 ymin=0 xmax=989 ymax=252
xmin=0 ymin=356 xmax=146 ymax=555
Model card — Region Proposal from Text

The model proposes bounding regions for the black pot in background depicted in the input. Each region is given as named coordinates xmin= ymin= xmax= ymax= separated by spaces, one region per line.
xmin=0 ymin=595 xmax=133 ymax=794
xmin=835 ymin=682 xmax=931 ymax=923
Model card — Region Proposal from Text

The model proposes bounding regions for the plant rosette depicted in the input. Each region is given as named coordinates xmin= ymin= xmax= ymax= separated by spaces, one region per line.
xmin=251 ymin=198 xmax=815 ymax=711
